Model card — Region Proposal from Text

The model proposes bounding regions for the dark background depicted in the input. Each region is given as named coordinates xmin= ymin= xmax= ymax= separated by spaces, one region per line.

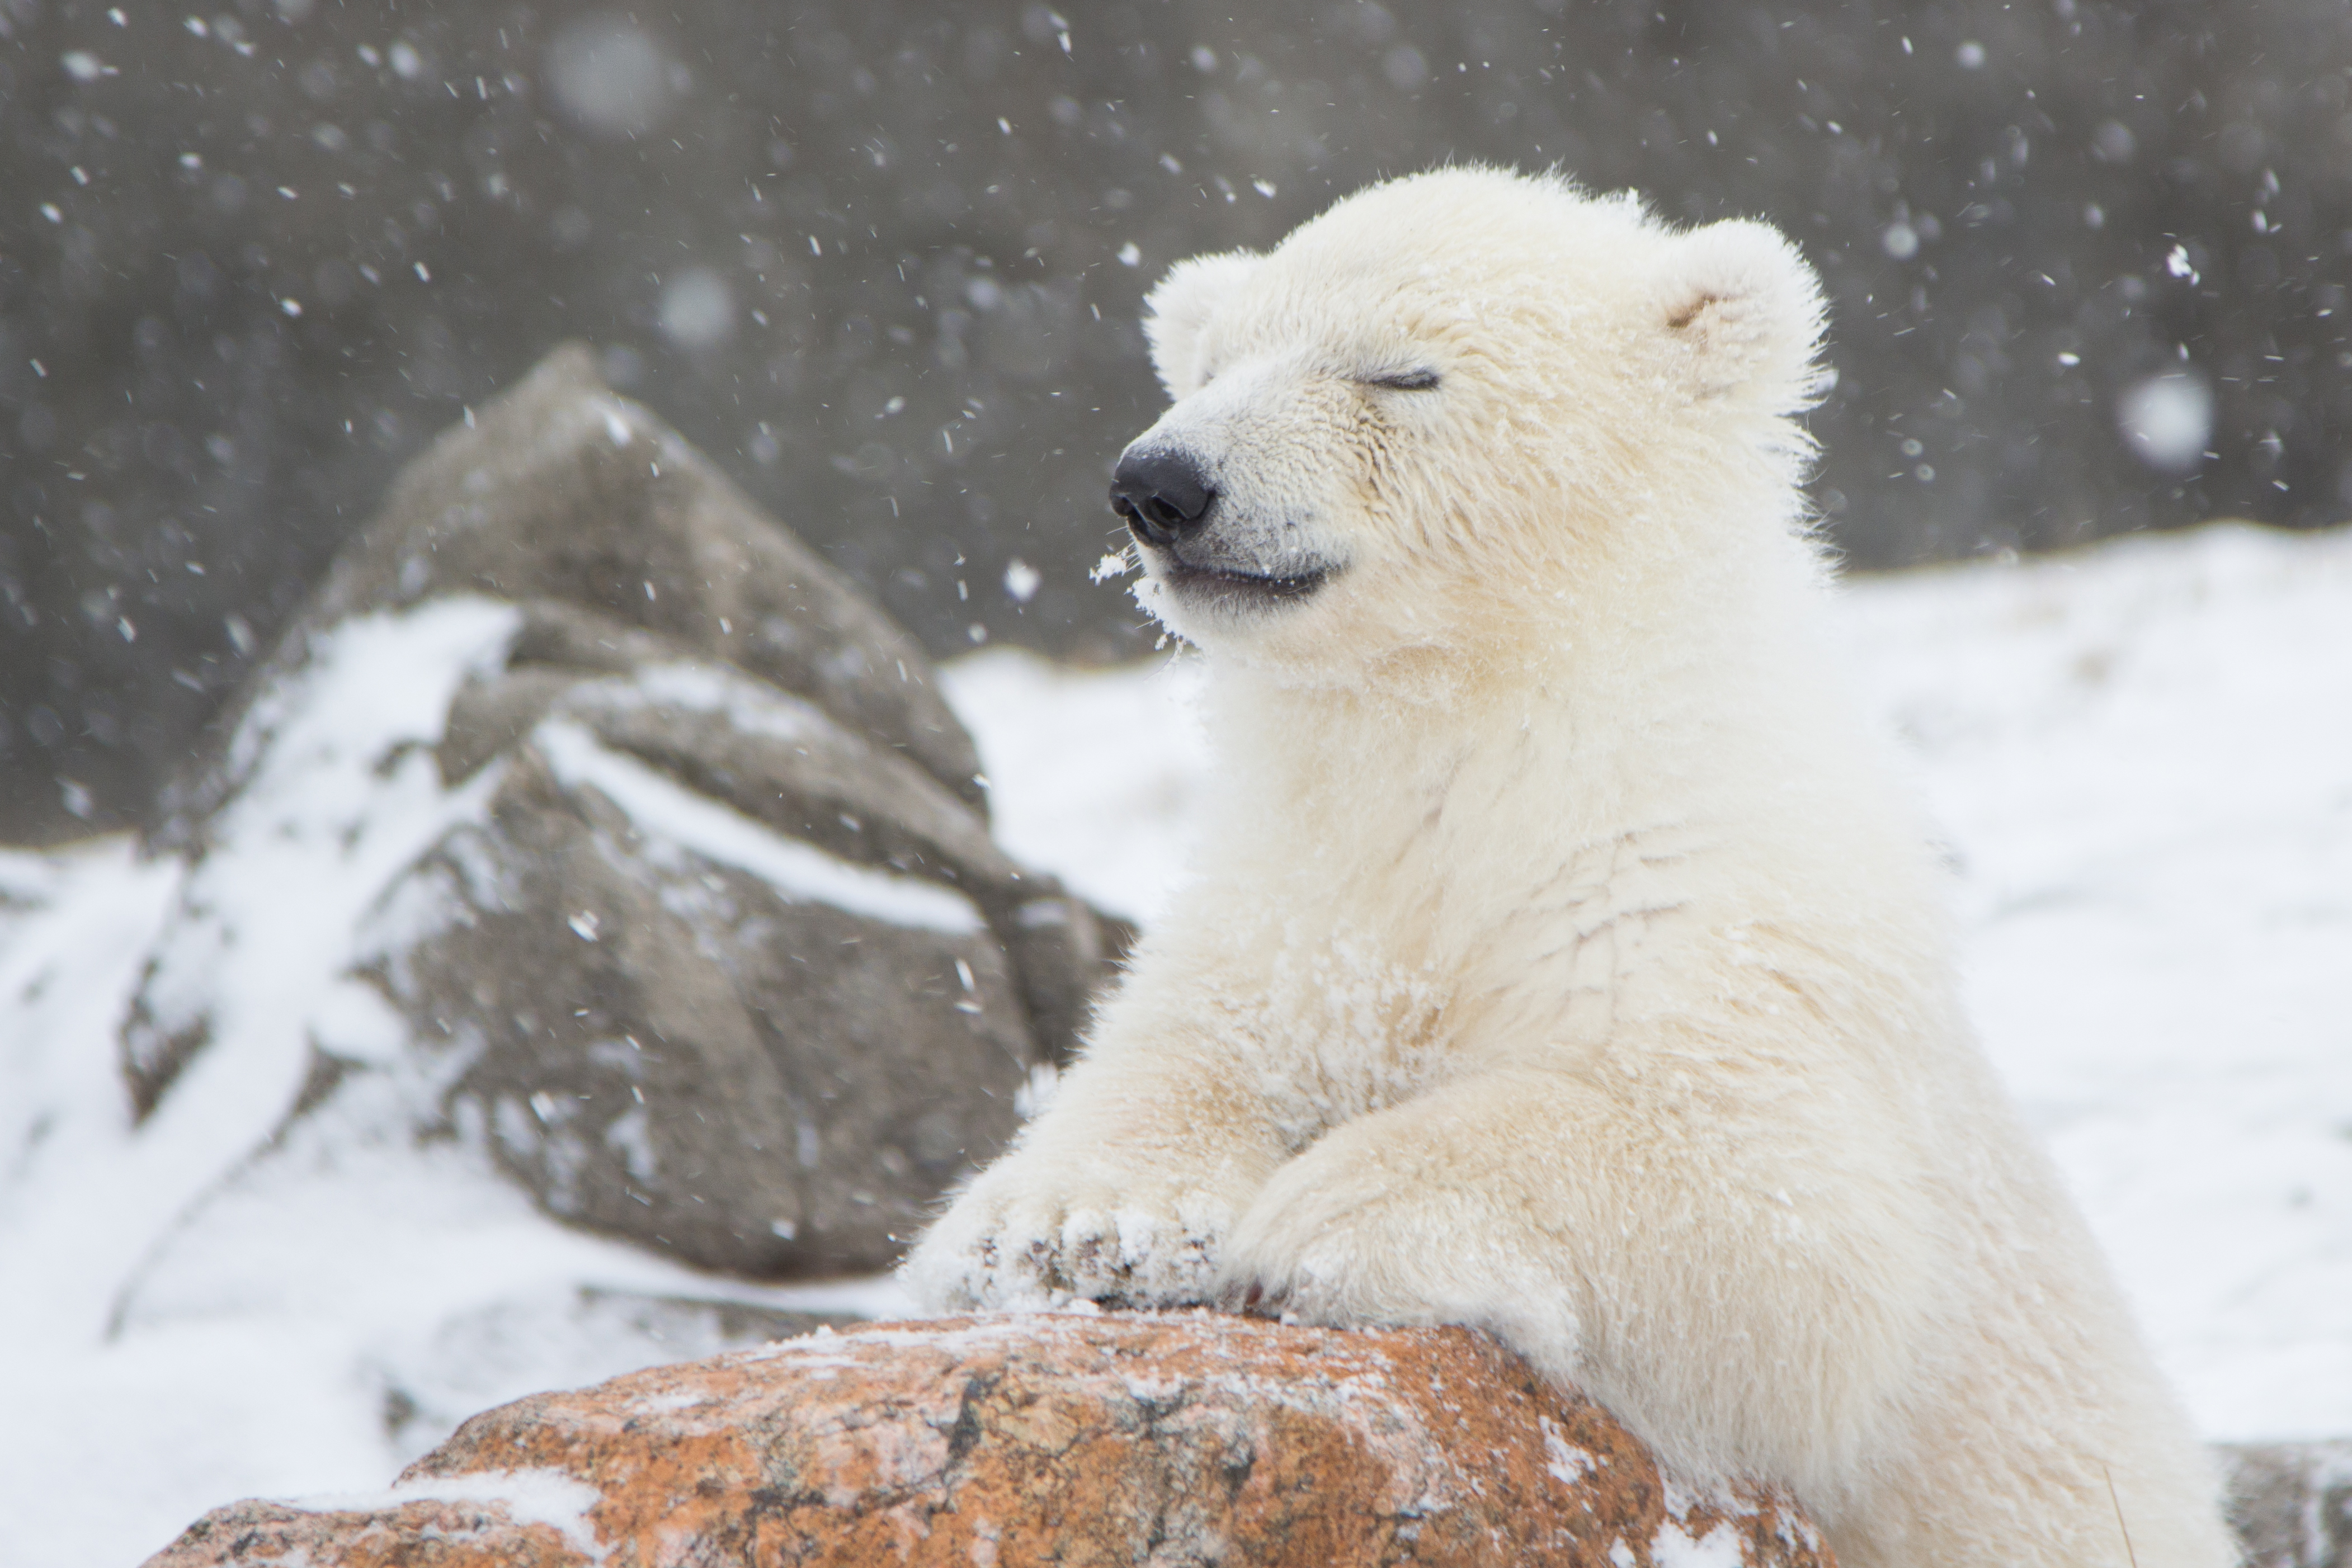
xmin=3 ymin=0 xmax=2348 ymax=843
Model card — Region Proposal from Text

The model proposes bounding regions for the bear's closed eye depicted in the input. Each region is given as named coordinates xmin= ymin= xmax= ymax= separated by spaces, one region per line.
xmin=1361 ymin=368 xmax=1441 ymax=391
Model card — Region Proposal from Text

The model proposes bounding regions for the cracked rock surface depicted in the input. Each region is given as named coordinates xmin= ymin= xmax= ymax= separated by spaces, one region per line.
xmin=142 ymin=1311 xmax=1832 ymax=1568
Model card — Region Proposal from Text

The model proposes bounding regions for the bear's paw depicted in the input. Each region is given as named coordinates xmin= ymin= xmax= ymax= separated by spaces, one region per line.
xmin=903 ymin=1154 xmax=1242 ymax=1311
xmin=1217 ymin=1133 xmax=1585 ymax=1384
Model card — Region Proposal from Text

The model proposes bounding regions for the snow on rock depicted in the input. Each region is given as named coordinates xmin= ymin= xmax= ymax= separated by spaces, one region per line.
xmin=531 ymin=718 xmax=984 ymax=935
xmin=1651 ymin=1521 xmax=1752 ymax=1568
xmin=291 ymin=1468 xmax=610 ymax=1561
xmin=120 ymin=596 xmax=520 ymax=1120
xmin=100 ymin=347 xmax=1116 ymax=1286
xmin=142 ymin=1314 xmax=1831 ymax=1568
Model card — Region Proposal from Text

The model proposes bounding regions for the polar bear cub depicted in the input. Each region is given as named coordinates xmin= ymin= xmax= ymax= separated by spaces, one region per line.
xmin=904 ymin=168 xmax=2233 ymax=1567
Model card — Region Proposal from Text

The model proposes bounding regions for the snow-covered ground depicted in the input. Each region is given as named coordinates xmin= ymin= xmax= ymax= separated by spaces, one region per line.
xmin=1835 ymin=525 xmax=2352 ymax=1443
xmin=0 ymin=520 xmax=2346 ymax=1566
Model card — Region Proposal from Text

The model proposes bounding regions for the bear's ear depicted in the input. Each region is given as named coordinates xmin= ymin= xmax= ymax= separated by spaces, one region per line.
xmin=1655 ymin=219 xmax=1828 ymax=410
xmin=1143 ymin=249 xmax=1264 ymax=399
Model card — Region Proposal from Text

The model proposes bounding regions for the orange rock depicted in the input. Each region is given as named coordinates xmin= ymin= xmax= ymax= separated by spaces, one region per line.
xmin=144 ymin=1311 xmax=1833 ymax=1566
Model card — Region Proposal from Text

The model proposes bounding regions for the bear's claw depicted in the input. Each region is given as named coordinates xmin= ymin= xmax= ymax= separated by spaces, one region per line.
xmin=902 ymin=1155 xmax=1245 ymax=1312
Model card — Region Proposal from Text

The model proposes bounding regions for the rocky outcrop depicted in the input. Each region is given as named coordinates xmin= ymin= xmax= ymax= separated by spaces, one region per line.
xmin=157 ymin=341 xmax=985 ymax=836
xmin=143 ymin=1311 xmax=1833 ymax=1568
xmin=113 ymin=349 xmax=1126 ymax=1277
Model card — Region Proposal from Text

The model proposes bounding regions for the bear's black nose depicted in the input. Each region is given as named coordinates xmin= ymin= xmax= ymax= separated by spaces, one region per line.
xmin=1109 ymin=448 xmax=1214 ymax=547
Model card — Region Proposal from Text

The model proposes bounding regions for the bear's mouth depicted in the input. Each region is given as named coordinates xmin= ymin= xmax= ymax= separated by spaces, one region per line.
xmin=1154 ymin=554 xmax=1333 ymax=608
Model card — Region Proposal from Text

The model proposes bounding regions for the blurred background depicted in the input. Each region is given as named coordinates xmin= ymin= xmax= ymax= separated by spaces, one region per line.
xmin=2 ymin=0 xmax=2349 ymax=844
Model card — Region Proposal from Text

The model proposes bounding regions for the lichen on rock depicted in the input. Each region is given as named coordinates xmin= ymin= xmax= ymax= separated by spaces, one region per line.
xmin=144 ymin=1311 xmax=1833 ymax=1568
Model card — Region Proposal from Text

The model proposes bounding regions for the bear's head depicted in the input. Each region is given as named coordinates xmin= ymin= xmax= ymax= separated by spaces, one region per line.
xmin=1109 ymin=167 xmax=1829 ymax=676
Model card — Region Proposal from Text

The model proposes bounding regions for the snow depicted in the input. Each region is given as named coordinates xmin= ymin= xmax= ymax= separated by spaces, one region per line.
xmin=587 ymin=658 xmax=818 ymax=744
xmin=1650 ymin=1519 xmax=1748 ymax=1568
xmin=1540 ymin=1415 xmax=1600 ymax=1484
xmin=532 ymin=718 xmax=984 ymax=934
xmin=2118 ymin=372 xmax=2214 ymax=474
xmin=939 ymin=646 xmax=1210 ymax=923
xmin=656 ymin=267 xmax=736 ymax=352
xmin=0 ymin=521 xmax=2345 ymax=1565
xmin=12 ymin=599 xmax=517 ymax=1352
xmin=544 ymin=16 xmax=679 ymax=138
xmin=1838 ymin=523 xmax=2352 ymax=1442
xmin=294 ymin=1468 xmax=609 ymax=1560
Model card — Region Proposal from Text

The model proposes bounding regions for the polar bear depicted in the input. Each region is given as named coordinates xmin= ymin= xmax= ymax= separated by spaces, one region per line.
xmin=905 ymin=168 xmax=2233 ymax=1567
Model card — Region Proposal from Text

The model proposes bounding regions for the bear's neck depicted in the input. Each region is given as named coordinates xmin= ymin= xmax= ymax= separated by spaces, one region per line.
xmin=1190 ymin=522 xmax=1920 ymax=923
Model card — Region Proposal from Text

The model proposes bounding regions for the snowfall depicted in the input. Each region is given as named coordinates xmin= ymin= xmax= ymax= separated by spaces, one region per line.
xmin=1 ymin=520 xmax=2347 ymax=1566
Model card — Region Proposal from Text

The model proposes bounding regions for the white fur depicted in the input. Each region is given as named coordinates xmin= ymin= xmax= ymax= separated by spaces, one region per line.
xmin=905 ymin=169 xmax=2235 ymax=1567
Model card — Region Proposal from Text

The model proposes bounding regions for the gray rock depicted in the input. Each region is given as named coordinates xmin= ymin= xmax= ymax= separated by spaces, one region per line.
xmin=120 ymin=348 xmax=1124 ymax=1277
xmin=2219 ymin=1441 xmax=2352 ymax=1568
xmin=374 ymin=738 xmax=1035 ymax=1276
xmin=158 ymin=344 xmax=985 ymax=844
